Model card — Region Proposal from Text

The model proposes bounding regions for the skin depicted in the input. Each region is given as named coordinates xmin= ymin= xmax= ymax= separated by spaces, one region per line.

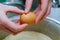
xmin=25 ymin=0 xmax=51 ymax=23
xmin=0 ymin=4 xmax=28 ymax=35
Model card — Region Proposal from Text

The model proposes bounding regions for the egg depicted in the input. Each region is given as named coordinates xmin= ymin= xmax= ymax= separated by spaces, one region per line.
xmin=20 ymin=12 xmax=36 ymax=24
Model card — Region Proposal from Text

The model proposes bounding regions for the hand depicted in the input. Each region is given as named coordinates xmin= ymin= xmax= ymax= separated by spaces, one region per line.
xmin=0 ymin=4 xmax=28 ymax=35
xmin=25 ymin=0 xmax=51 ymax=23
xmin=34 ymin=0 xmax=51 ymax=23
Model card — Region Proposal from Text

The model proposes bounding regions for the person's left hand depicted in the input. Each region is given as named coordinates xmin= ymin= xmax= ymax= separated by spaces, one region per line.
xmin=0 ymin=4 xmax=28 ymax=35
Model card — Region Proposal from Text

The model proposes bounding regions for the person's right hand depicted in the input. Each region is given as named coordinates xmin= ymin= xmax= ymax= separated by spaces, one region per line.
xmin=0 ymin=4 xmax=28 ymax=35
xmin=25 ymin=0 xmax=51 ymax=24
xmin=34 ymin=0 xmax=51 ymax=23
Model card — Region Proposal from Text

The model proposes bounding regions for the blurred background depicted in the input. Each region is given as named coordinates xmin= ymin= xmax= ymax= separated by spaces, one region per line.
xmin=0 ymin=0 xmax=60 ymax=22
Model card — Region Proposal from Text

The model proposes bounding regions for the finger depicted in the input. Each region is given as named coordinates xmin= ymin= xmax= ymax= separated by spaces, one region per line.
xmin=0 ymin=4 xmax=24 ymax=14
xmin=33 ymin=5 xmax=41 ymax=16
xmin=12 ymin=24 xmax=28 ymax=35
xmin=41 ymin=1 xmax=52 ymax=20
xmin=35 ymin=11 xmax=42 ymax=23
xmin=0 ymin=13 xmax=28 ymax=34
xmin=7 ymin=6 xmax=25 ymax=14
xmin=10 ymin=24 xmax=28 ymax=35
xmin=35 ymin=0 xmax=49 ymax=23
xmin=25 ymin=0 xmax=33 ymax=13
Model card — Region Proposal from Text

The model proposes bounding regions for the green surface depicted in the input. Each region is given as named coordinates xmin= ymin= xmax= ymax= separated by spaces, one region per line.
xmin=0 ymin=0 xmax=6 ymax=3
xmin=31 ymin=0 xmax=39 ymax=11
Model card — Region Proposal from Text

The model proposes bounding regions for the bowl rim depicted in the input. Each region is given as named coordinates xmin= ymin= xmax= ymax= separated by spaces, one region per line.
xmin=46 ymin=17 xmax=60 ymax=25
xmin=10 ymin=15 xmax=60 ymax=25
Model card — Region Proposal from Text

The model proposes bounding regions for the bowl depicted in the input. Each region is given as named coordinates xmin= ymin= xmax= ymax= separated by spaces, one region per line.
xmin=0 ymin=16 xmax=60 ymax=40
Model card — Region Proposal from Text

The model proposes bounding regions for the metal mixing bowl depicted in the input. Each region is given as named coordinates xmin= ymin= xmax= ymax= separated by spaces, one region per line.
xmin=0 ymin=2 xmax=60 ymax=40
xmin=0 ymin=16 xmax=60 ymax=40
